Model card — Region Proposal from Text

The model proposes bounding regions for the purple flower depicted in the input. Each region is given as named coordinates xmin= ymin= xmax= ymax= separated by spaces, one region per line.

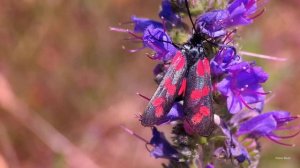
xmin=196 ymin=9 xmax=230 ymax=37
xmin=110 ymin=23 xmax=176 ymax=61
xmin=237 ymin=111 xmax=300 ymax=146
xmin=217 ymin=62 xmax=269 ymax=114
xmin=196 ymin=0 xmax=260 ymax=37
xmin=149 ymin=127 xmax=179 ymax=159
xmin=215 ymin=120 xmax=250 ymax=163
xmin=120 ymin=126 xmax=179 ymax=160
xmin=211 ymin=47 xmax=241 ymax=75
xmin=162 ymin=102 xmax=184 ymax=124
xmin=227 ymin=0 xmax=258 ymax=26
xmin=159 ymin=0 xmax=181 ymax=26
xmin=131 ymin=16 xmax=163 ymax=33
xmin=143 ymin=25 xmax=177 ymax=61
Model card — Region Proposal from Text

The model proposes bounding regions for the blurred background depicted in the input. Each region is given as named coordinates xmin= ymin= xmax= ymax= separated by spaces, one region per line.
xmin=0 ymin=0 xmax=299 ymax=167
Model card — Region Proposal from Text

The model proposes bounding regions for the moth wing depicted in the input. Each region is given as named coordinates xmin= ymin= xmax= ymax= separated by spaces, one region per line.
xmin=183 ymin=58 xmax=215 ymax=136
xmin=141 ymin=51 xmax=187 ymax=126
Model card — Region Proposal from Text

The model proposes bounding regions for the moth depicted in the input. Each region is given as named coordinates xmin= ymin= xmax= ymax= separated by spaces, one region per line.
xmin=140 ymin=1 xmax=217 ymax=136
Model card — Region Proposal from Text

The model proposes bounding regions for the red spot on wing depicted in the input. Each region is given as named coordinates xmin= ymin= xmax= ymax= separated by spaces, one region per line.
xmin=191 ymin=106 xmax=211 ymax=124
xmin=197 ymin=60 xmax=205 ymax=76
xmin=190 ymin=86 xmax=210 ymax=100
xmin=171 ymin=52 xmax=185 ymax=71
xmin=171 ymin=52 xmax=181 ymax=65
xmin=197 ymin=58 xmax=211 ymax=76
xmin=178 ymin=78 xmax=187 ymax=96
xmin=155 ymin=106 xmax=164 ymax=117
xmin=152 ymin=97 xmax=164 ymax=106
xmin=203 ymin=58 xmax=211 ymax=74
xmin=201 ymin=106 xmax=210 ymax=116
xmin=175 ymin=56 xmax=185 ymax=70
xmin=165 ymin=78 xmax=176 ymax=95
xmin=152 ymin=97 xmax=165 ymax=117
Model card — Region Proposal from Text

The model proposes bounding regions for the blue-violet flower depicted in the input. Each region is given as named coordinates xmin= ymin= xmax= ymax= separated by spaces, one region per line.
xmin=149 ymin=127 xmax=179 ymax=159
xmin=217 ymin=62 xmax=269 ymax=113
xmin=237 ymin=111 xmax=300 ymax=146
xmin=143 ymin=25 xmax=177 ymax=61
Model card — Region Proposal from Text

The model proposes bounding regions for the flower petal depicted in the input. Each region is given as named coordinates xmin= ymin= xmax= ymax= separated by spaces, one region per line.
xmin=159 ymin=0 xmax=181 ymax=25
xmin=131 ymin=16 xmax=163 ymax=33
xmin=143 ymin=25 xmax=177 ymax=61
xmin=237 ymin=113 xmax=277 ymax=136
xmin=150 ymin=127 xmax=179 ymax=159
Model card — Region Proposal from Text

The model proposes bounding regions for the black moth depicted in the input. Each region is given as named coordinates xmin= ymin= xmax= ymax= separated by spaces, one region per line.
xmin=139 ymin=0 xmax=225 ymax=136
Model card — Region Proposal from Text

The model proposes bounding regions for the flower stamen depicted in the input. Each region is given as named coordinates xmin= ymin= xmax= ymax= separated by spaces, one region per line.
xmin=248 ymin=8 xmax=265 ymax=20
xmin=271 ymin=130 xmax=300 ymax=139
xmin=120 ymin=125 xmax=149 ymax=144
xmin=238 ymin=95 xmax=257 ymax=111
xmin=136 ymin=92 xmax=151 ymax=101
xmin=267 ymin=135 xmax=295 ymax=147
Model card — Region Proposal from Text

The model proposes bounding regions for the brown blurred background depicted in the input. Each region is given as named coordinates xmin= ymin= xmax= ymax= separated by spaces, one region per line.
xmin=0 ymin=0 xmax=299 ymax=167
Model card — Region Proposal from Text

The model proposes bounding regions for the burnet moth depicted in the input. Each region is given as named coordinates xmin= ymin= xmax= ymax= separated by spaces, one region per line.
xmin=140 ymin=0 xmax=216 ymax=136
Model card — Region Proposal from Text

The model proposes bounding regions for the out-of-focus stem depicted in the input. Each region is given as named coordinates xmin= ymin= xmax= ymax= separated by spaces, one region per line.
xmin=0 ymin=123 xmax=20 ymax=168
xmin=239 ymin=51 xmax=287 ymax=61
xmin=0 ymin=73 xmax=101 ymax=168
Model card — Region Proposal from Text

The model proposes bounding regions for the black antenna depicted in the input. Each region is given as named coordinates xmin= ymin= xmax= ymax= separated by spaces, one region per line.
xmin=184 ymin=0 xmax=197 ymax=33
xmin=147 ymin=30 xmax=181 ymax=49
